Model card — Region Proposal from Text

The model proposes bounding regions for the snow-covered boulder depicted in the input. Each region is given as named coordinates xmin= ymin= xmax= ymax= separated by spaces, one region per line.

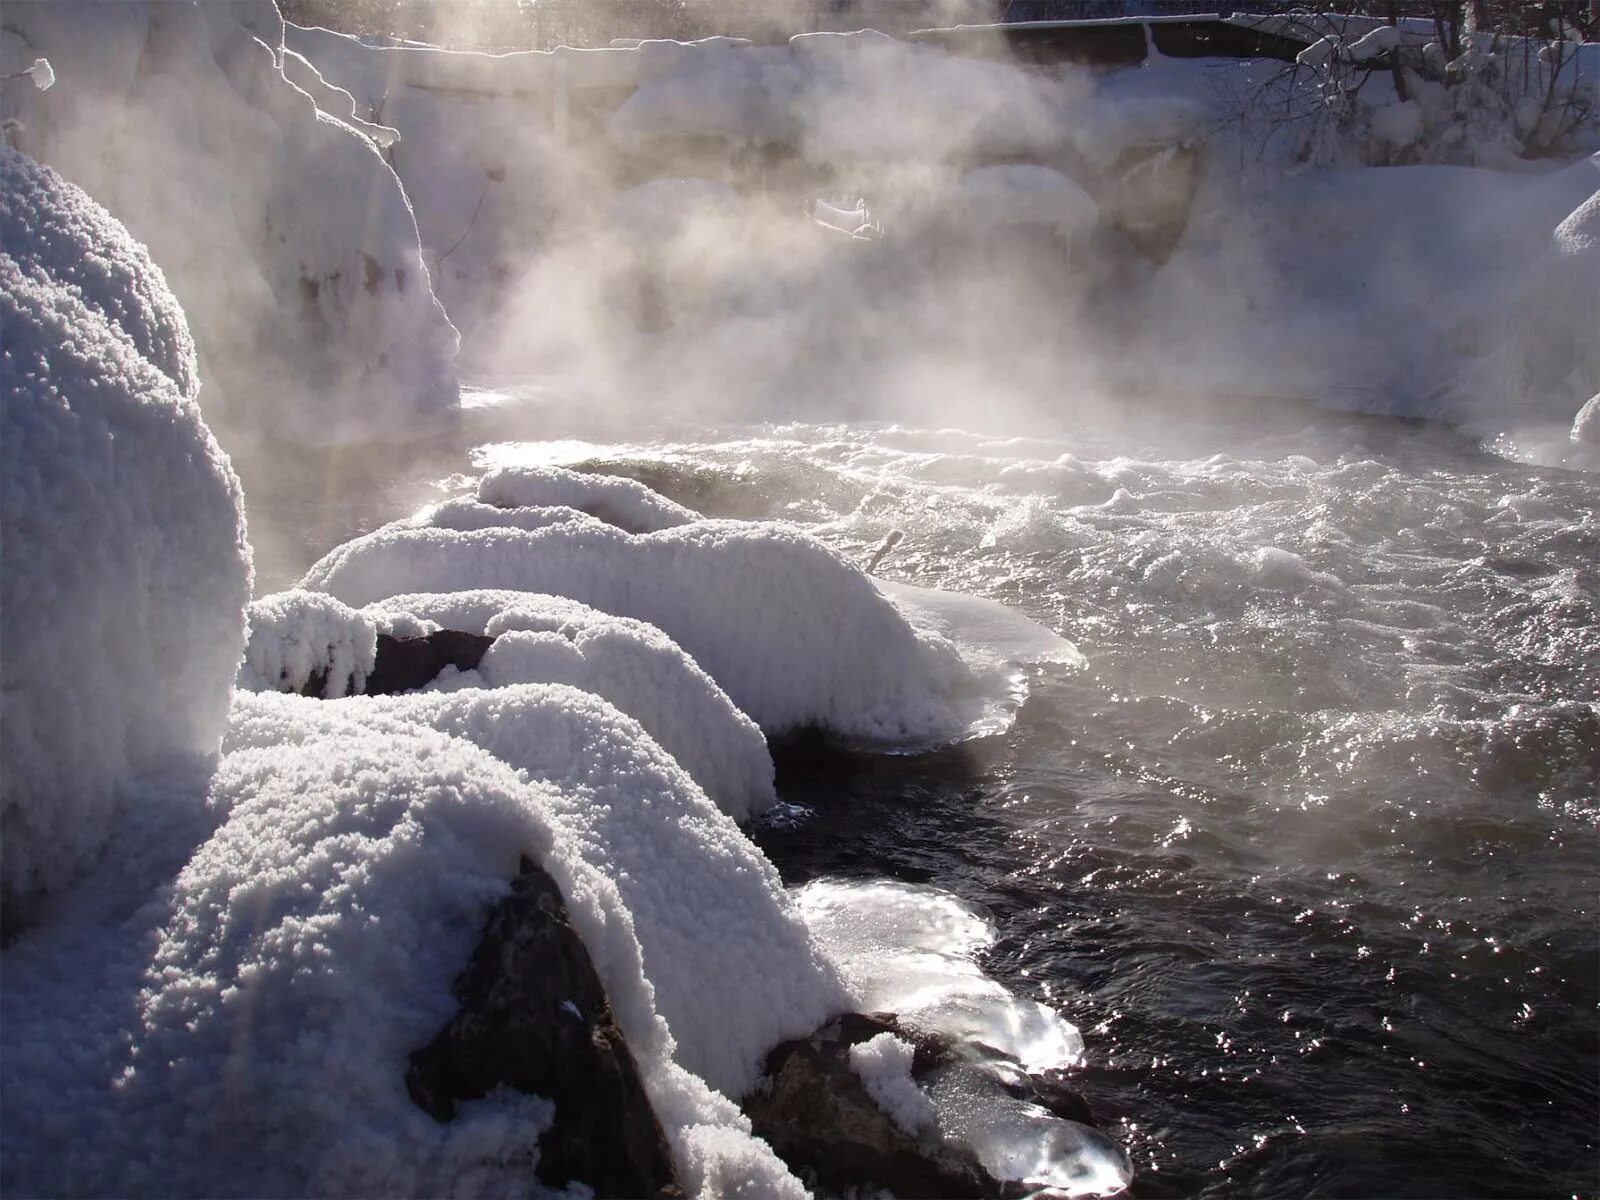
xmin=0 ymin=150 xmax=251 ymax=923
xmin=3 ymin=695 xmax=819 ymax=1197
xmin=1 ymin=0 xmax=459 ymax=445
xmin=1498 ymin=178 xmax=1600 ymax=422
xmin=301 ymin=512 xmax=984 ymax=745
xmin=477 ymin=463 xmax=700 ymax=532
xmin=1574 ymin=393 xmax=1600 ymax=446
xmin=239 ymin=590 xmax=378 ymax=698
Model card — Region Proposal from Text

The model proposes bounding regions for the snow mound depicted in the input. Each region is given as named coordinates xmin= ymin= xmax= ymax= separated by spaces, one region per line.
xmin=324 ymin=684 xmax=845 ymax=1098
xmin=0 ymin=154 xmax=250 ymax=922
xmin=412 ymin=496 xmax=597 ymax=534
xmin=478 ymin=464 xmax=700 ymax=533
xmin=240 ymin=590 xmax=377 ymax=698
xmin=477 ymin=624 xmax=776 ymax=822
xmin=4 ymin=698 xmax=811 ymax=1196
xmin=366 ymin=588 xmax=777 ymax=821
xmin=303 ymin=518 xmax=984 ymax=745
xmin=0 ymin=146 xmax=196 ymax=397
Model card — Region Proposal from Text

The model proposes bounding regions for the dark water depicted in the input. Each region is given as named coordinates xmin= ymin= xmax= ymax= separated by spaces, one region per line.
xmin=245 ymin=391 xmax=1599 ymax=1198
xmin=723 ymin=406 xmax=1600 ymax=1200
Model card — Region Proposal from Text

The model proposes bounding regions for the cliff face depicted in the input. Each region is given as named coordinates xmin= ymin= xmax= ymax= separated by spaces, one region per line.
xmin=0 ymin=0 xmax=460 ymax=447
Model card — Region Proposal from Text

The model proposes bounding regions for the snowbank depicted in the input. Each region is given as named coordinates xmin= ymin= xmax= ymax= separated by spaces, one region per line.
xmin=302 ymin=513 xmax=985 ymax=745
xmin=478 ymin=463 xmax=700 ymax=532
xmin=4 ymin=697 xmax=814 ymax=1197
xmin=1494 ymin=174 xmax=1600 ymax=427
xmin=315 ymin=685 xmax=842 ymax=1096
xmin=0 ymin=150 xmax=251 ymax=920
xmin=360 ymin=588 xmax=777 ymax=821
xmin=1 ymin=0 xmax=459 ymax=445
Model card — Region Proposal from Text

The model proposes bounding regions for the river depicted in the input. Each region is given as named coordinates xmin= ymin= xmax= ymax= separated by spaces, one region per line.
xmin=243 ymin=384 xmax=1599 ymax=1198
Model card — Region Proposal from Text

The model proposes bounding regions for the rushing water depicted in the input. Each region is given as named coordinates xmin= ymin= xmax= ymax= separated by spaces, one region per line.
xmin=245 ymin=388 xmax=1598 ymax=1198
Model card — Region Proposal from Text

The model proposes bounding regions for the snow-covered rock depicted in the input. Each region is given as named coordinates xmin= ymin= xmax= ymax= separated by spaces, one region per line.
xmin=478 ymin=463 xmax=701 ymax=532
xmin=1496 ymin=176 xmax=1600 ymax=423
xmin=327 ymin=684 xmax=842 ymax=1097
xmin=362 ymin=588 xmax=777 ymax=821
xmin=301 ymin=513 xmax=984 ymax=745
xmin=0 ymin=150 xmax=251 ymax=922
xmin=1574 ymin=393 xmax=1600 ymax=445
xmin=239 ymin=590 xmax=377 ymax=698
xmin=4 ymin=694 xmax=816 ymax=1197
xmin=1 ymin=0 xmax=459 ymax=446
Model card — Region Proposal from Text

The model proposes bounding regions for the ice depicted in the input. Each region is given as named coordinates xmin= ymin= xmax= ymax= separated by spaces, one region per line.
xmin=794 ymin=879 xmax=1083 ymax=1072
xmin=796 ymin=879 xmax=1127 ymax=1196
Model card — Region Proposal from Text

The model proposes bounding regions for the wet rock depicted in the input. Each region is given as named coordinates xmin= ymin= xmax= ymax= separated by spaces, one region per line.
xmin=745 ymin=1011 xmax=989 ymax=1198
xmin=407 ymin=856 xmax=683 ymax=1199
xmin=746 ymin=1010 xmax=1109 ymax=1198
xmin=363 ymin=629 xmax=494 ymax=695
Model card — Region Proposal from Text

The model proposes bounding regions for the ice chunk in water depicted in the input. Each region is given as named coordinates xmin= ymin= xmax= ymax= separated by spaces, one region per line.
xmin=794 ymin=879 xmax=1082 ymax=1073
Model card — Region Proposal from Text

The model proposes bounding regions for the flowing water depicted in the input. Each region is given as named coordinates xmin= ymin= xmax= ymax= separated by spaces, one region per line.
xmin=244 ymin=387 xmax=1599 ymax=1198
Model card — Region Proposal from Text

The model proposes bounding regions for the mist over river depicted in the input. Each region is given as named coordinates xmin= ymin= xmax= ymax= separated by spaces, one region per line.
xmin=244 ymin=385 xmax=1598 ymax=1198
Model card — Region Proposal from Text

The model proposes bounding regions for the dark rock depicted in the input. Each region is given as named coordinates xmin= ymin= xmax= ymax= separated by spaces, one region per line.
xmin=744 ymin=1012 xmax=989 ymax=1199
xmin=364 ymin=629 xmax=495 ymax=695
xmin=407 ymin=856 xmax=683 ymax=1200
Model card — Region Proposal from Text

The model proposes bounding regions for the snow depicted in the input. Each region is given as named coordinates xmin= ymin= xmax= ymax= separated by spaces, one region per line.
xmin=0 ymin=145 xmax=197 ymax=398
xmin=363 ymin=587 xmax=777 ymax=821
xmin=239 ymin=590 xmax=377 ymax=698
xmin=301 ymin=514 xmax=986 ymax=746
xmin=1346 ymin=25 xmax=1400 ymax=64
xmin=0 ymin=150 xmax=251 ymax=922
xmin=5 ymin=693 xmax=815 ymax=1197
xmin=2 ymin=1 xmax=459 ymax=446
xmin=478 ymin=463 xmax=700 ymax=532
xmin=1369 ymin=99 xmax=1423 ymax=149
xmin=848 ymin=1032 xmax=936 ymax=1136
xmin=318 ymin=685 xmax=845 ymax=1098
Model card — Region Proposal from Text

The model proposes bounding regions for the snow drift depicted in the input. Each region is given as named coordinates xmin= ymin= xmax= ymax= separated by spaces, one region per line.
xmin=0 ymin=148 xmax=251 ymax=921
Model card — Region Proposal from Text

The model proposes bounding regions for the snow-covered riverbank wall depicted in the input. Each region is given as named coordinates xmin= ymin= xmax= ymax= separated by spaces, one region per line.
xmin=1 ymin=1 xmax=460 ymax=446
